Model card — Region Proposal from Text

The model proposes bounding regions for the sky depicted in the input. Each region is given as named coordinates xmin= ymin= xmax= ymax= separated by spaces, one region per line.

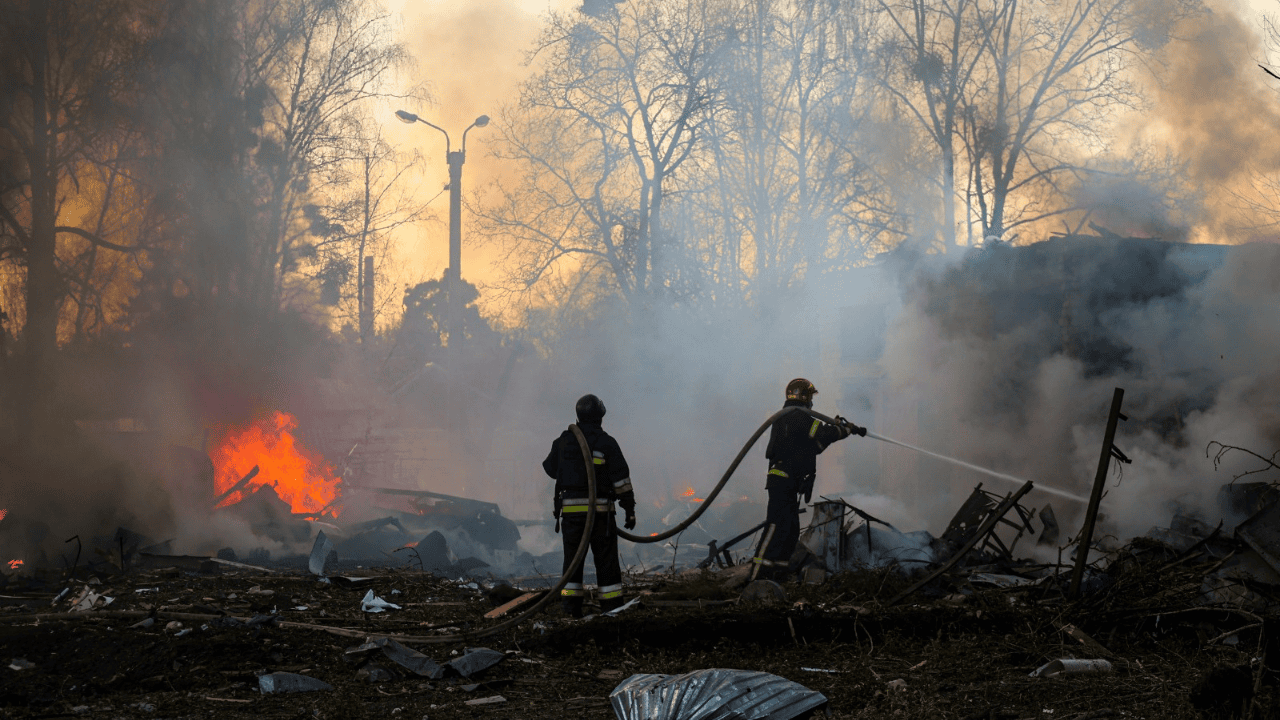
xmin=380 ymin=0 xmax=580 ymax=324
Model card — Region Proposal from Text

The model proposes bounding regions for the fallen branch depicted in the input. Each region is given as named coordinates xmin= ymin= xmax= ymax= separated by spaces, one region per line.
xmin=1206 ymin=441 xmax=1280 ymax=482
xmin=1207 ymin=622 xmax=1262 ymax=645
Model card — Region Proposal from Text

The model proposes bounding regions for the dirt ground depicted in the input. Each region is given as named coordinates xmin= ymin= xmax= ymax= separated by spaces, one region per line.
xmin=0 ymin=549 xmax=1273 ymax=720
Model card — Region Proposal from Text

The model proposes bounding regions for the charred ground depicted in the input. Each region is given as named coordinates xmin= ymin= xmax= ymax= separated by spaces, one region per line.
xmin=0 ymin=539 xmax=1273 ymax=720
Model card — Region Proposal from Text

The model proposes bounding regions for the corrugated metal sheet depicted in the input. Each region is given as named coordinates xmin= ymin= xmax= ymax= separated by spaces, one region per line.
xmin=609 ymin=668 xmax=828 ymax=720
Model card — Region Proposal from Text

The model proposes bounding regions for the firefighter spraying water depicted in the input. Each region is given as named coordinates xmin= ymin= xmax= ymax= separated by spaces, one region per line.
xmin=532 ymin=376 xmax=1094 ymax=618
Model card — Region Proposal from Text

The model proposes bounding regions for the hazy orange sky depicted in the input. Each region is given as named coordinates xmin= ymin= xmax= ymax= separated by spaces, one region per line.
xmin=380 ymin=0 xmax=578 ymax=325
xmin=376 ymin=0 xmax=1280 ymax=326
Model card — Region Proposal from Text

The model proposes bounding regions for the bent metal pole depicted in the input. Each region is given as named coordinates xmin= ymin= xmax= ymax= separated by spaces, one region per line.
xmin=1068 ymin=387 xmax=1126 ymax=599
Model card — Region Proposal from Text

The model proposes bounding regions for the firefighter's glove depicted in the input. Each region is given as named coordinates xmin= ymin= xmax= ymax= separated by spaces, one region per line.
xmin=833 ymin=415 xmax=852 ymax=439
xmin=624 ymin=511 xmax=637 ymax=530
xmin=800 ymin=477 xmax=815 ymax=504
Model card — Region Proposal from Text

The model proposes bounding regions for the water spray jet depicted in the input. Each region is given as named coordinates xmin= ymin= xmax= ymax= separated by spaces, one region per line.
xmin=864 ymin=430 xmax=1090 ymax=505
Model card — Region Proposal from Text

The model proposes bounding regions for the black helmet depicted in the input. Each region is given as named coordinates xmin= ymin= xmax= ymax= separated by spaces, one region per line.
xmin=785 ymin=378 xmax=817 ymax=406
xmin=575 ymin=394 xmax=606 ymax=424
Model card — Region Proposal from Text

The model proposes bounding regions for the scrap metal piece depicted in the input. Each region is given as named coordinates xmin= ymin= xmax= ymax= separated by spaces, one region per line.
xmin=1029 ymin=659 xmax=1112 ymax=678
xmin=258 ymin=672 xmax=333 ymax=693
xmin=1235 ymin=501 xmax=1280 ymax=577
xmin=889 ymin=481 xmax=1035 ymax=605
xmin=740 ymin=580 xmax=786 ymax=606
xmin=800 ymin=502 xmax=845 ymax=573
xmin=609 ymin=668 xmax=827 ymax=720
xmin=1037 ymin=504 xmax=1059 ymax=546
xmin=446 ymin=647 xmax=504 ymax=678
xmin=941 ymin=483 xmax=1037 ymax=561
xmin=309 ymin=531 xmax=335 ymax=576
xmin=370 ymin=638 xmax=445 ymax=679
xmin=968 ymin=573 xmax=1037 ymax=588
xmin=698 ymin=521 xmax=767 ymax=570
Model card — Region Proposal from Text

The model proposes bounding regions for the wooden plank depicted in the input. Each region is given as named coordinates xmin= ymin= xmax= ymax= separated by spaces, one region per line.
xmin=484 ymin=591 xmax=542 ymax=619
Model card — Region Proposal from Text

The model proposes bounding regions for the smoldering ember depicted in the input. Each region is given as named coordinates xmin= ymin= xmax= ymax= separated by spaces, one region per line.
xmin=4 ymin=1 xmax=1280 ymax=720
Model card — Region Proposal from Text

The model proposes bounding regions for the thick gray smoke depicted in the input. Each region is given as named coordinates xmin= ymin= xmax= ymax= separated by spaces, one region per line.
xmin=879 ymin=238 xmax=1280 ymax=540
xmin=487 ymin=235 xmax=1279 ymax=555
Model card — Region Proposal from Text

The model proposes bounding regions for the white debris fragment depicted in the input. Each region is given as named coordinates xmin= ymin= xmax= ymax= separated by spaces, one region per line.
xmin=360 ymin=589 xmax=402 ymax=613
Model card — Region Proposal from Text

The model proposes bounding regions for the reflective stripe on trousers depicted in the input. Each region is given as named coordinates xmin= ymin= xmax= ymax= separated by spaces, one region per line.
xmin=561 ymin=582 xmax=585 ymax=597
xmin=599 ymin=583 xmax=623 ymax=600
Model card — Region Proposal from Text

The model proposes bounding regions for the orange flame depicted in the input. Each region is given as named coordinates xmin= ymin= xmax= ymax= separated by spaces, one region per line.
xmin=7 ymin=560 xmax=22 ymax=570
xmin=678 ymin=487 xmax=704 ymax=502
xmin=210 ymin=411 xmax=342 ymax=516
xmin=0 ymin=509 xmax=6 ymax=522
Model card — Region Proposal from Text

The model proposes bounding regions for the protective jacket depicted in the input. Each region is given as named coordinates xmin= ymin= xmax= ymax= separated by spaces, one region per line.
xmin=542 ymin=421 xmax=634 ymax=616
xmin=751 ymin=400 xmax=852 ymax=582
xmin=764 ymin=399 xmax=850 ymax=491
xmin=543 ymin=422 xmax=636 ymax=514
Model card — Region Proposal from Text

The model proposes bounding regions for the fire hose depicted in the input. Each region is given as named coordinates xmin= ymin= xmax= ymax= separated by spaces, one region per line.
xmin=4 ymin=410 xmax=856 ymax=647
xmin=615 ymin=406 xmax=855 ymax=543
xmin=397 ymin=407 xmax=846 ymax=641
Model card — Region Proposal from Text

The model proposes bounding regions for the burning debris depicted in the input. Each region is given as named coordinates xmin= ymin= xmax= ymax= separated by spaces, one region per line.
xmin=210 ymin=412 xmax=343 ymax=516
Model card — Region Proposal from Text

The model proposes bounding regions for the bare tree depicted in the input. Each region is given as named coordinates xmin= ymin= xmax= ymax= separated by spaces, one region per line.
xmin=237 ymin=0 xmax=410 ymax=313
xmin=961 ymin=0 xmax=1196 ymax=243
xmin=0 ymin=0 xmax=159 ymax=430
xmin=874 ymin=0 xmax=1199 ymax=250
xmin=873 ymin=0 xmax=986 ymax=252
xmin=477 ymin=0 xmax=728 ymax=310
xmin=695 ymin=0 xmax=885 ymax=299
xmin=306 ymin=136 xmax=431 ymax=344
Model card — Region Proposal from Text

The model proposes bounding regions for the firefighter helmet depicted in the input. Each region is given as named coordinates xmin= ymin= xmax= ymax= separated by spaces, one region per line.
xmin=575 ymin=394 xmax=606 ymax=424
xmin=785 ymin=378 xmax=818 ymax=405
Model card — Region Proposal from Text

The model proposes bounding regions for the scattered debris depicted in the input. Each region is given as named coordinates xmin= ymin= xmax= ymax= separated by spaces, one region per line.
xmin=739 ymin=579 xmax=786 ymax=605
xmin=364 ymin=638 xmax=445 ymax=679
xmin=1235 ymin=499 xmax=1280 ymax=576
xmin=309 ymin=531 xmax=336 ymax=576
xmin=1029 ymin=659 xmax=1114 ymax=678
xmin=604 ymin=596 xmax=642 ymax=616
xmin=8 ymin=658 xmax=34 ymax=671
xmin=609 ymin=669 xmax=828 ymax=720
xmin=360 ymin=589 xmax=401 ymax=613
xmin=463 ymin=695 xmax=507 ymax=706
xmin=445 ymin=647 xmax=504 ymax=678
xmin=483 ymin=591 xmax=542 ymax=619
xmin=258 ymin=672 xmax=334 ymax=693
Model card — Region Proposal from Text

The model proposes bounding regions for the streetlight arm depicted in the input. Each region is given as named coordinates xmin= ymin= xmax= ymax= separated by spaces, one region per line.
xmin=415 ymin=117 xmax=451 ymax=156
xmin=461 ymin=115 xmax=490 ymax=155
xmin=396 ymin=109 xmax=451 ymax=154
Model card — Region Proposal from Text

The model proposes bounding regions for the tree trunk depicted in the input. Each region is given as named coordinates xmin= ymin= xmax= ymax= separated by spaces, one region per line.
xmin=23 ymin=1 xmax=58 ymax=436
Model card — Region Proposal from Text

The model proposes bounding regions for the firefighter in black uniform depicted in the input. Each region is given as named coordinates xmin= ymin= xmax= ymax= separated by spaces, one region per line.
xmin=750 ymin=378 xmax=866 ymax=582
xmin=543 ymin=394 xmax=637 ymax=617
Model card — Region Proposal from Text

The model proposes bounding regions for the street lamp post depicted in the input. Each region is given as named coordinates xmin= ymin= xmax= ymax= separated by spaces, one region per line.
xmin=395 ymin=109 xmax=489 ymax=347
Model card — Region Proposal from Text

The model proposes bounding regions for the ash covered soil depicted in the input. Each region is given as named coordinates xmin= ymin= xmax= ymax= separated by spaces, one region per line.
xmin=0 ymin=551 xmax=1274 ymax=720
